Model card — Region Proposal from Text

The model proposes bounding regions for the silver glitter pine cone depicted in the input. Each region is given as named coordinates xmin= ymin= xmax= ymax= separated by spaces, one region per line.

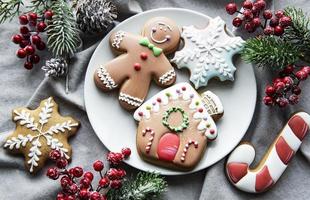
xmin=76 ymin=0 xmax=118 ymax=33
xmin=42 ymin=58 xmax=68 ymax=77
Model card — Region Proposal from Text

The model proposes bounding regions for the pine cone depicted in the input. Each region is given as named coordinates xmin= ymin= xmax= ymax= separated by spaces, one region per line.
xmin=42 ymin=58 xmax=68 ymax=77
xmin=76 ymin=0 xmax=117 ymax=33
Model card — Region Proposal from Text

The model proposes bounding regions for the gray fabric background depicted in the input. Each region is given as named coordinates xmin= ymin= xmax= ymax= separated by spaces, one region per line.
xmin=0 ymin=0 xmax=309 ymax=199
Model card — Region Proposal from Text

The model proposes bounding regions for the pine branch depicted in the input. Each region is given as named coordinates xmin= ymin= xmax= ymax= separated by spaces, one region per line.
xmin=107 ymin=172 xmax=167 ymax=200
xmin=0 ymin=0 xmax=23 ymax=24
xmin=27 ymin=0 xmax=51 ymax=13
xmin=284 ymin=7 xmax=310 ymax=63
xmin=47 ymin=0 xmax=80 ymax=58
xmin=241 ymin=36 xmax=300 ymax=70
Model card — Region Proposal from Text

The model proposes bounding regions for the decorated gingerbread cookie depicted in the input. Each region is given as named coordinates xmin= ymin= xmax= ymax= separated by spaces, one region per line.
xmin=94 ymin=17 xmax=181 ymax=110
xmin=226 ymin=112 xmax=310 ymax=193
xmin=171 ymin=17 xmax=245 ymax=89
xmin=133 ymin=82 xmax=223 ymax=170
xmin=4 ymin=97 xmax=80 ymax=173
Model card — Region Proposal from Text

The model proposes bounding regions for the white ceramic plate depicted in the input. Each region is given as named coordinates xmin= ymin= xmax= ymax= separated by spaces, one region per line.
xmin=84 ymin=8 xmax=257 ymax=175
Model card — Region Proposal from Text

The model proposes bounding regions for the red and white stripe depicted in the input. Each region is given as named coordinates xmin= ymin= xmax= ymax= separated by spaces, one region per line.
xmin=226 ymin=112 xmax=310 ymax=193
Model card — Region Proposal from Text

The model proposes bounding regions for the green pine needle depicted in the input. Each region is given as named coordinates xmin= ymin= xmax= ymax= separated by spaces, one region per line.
xmin=107 ymin=172 xmax=167 ymax=200
xmin=0 ymin=0 xmax=23 ymax=24
xmin=27 ymin=0 xmax=51 ymax=13
xmin=47 ymin=0 xmax=80 ymax=58
xmin=241 ymin=36 xmax=300 ymax=70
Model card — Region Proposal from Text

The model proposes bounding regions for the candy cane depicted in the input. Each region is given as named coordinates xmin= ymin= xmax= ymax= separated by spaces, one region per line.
xmin=226 ymin=112 xmax=310 ymax=193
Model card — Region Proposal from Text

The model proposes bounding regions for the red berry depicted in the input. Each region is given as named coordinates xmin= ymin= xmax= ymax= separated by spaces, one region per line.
xmin=31 ymin=35 xmax=41 ymax=45
xmin=79 ymin=189 xmax=89 ymax=199
xmin=67 ymin=195 xmax=76 ymax=200
xmin=251 ymin=6 xmax=260 ymax=16
xmin=265 ymin=85 xmax=276 ymax=96
xmin=243 ymin=9 xmax=253 ymax=20
xmin=90 ymin=192 xmax=101 ymax=200
xmin=263 ymin=10 xmax=273 ymax=19
xmin=19 ymin=15 xmax=29 ymax=25
xmin=226 ymin=3 xmax=237 ymax=15
xmin=274 ymin=26 xmax=284 ymax=36
xmin=28 ymin=12 xmax=38 ymax=21
xmin=69 ymin=184 xmax=78 ymax=194
xmin=25 ymin=45 xmax=35 ymax=55
xmin=292 ymin=86 xmax=301 ymax=95
xmin=36 ymin=41 xmax=46 ymax=50
xmin=99 ymin=177 xmax=110 ymax=187
xmin=12 ymin=34 xmax=23 ymax=44
xmin=301 ymin=66 xmax=310 ymax=75
xmin=232 ymin=17 xmax=243 ymax=27
xmin=44 ymin=10 xmax=54 ymax=20
xmin=289 ymin=94 xmax=299 ymax=105
xmin=263 ymin=96 xmax=273 ymax=106
xmin=254 ymin=0 xmax=266 ymax=10
xmin=273 ymin=78 xmax=282 ymax=84
xmin=16 ymin=49 xmax=27 ymax=58
xmin=107 ymin=168 xmax=120 ymax=180
xmin=56 ymin=158 xmax=68 ymax=169
xmin=84 ymin=171 xmax=94 ymax=181
xmin=252 ymin=17 xmax=261 ymax=27
xmin=244 ymin=21 xmax=255 ymax=32
xmin=37 ymin=22 xmax=47 ymax=32
xmin=19 ymin=39 xmax=30 ymax=48
xmin=263 ymin=26 xmax=274 ymax=35
xmin=295 ymin=70 xmax=308 ymax=80
xmin=274 ymin=81 xmax=285 ymax=91
xmin=282 ymin=76 xmax=294 ymax=86
xmin=73 ymin=166 xmax=84 ymax=178
xmin=46 ymin=167 xmax=59 ymax=180
xmin=24 ymin=61 xmax=33 ymax=70
xmin=279 ymin=16 xmax=292 ymax=27
xmin=80 ymin=178 xmax=91 ymax=188
xmin=20 ymin=26 xmax=29 ymax=34
xmin=282 ymin=65 xmax=295 ymax=74
xmin=243 ymin=0 xmax=253 ymax=9
xmin=269 ymin=17 xmax=279 ymax=27
xmin=275 ymin=10 xmax=284 ymax=18
xmin=49 ymin=150 xmax=61 ymax=161
xmin=107 ymin=152 xmax=124 ymax=165
xmin=93 ymin=160 xmax=104 ymax=171
xmin=276 ymin=97 xmax=289 ymax=108
xmin=60 ymin=176 xmax=72 ymax=188
xmin=29 ymin=20 xmax=37 ymax=27
xmin=121 ymin=147 xmax=131 ymax=158
xmin=110 ymin=180 xmax=122 ymax=189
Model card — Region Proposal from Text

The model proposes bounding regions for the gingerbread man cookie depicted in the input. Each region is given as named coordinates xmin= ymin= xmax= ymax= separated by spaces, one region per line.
xmin=4 ymin=97 xmax=80 ymax=173
xmin=226 ymin=112 xmax=310 ymax=193
xmin=134 ymin=83 xmax=224 ymax=171
xmin=94 ymin=17 xmax=181 ymax=110
xmin=172 ymin=17 xmax=245 ymax=89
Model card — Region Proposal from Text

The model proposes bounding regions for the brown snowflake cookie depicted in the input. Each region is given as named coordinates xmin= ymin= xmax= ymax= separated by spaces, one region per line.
xmin=133 ymin=83 xmax=224 ymax=171
xmin=4 ymin=97 xmax=80 ymax=173
xmin=94 ymin=17 xmax=181 ymax=110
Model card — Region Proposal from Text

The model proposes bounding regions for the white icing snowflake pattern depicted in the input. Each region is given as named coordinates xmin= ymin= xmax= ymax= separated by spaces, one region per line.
xmin=4 ymin=97 xmax=79 ymax=172
xmin=172 ymin=17 xmax=245 ymax=89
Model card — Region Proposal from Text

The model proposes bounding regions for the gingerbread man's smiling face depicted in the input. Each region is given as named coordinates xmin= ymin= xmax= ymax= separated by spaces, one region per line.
xmin=142 ymin=17 xmax=181 ymax=54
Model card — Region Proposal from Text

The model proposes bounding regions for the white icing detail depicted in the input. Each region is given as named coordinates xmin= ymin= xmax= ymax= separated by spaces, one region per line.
xmin=226 ymin=112 xmax=310 ymax=193
xmin=171 ymin=17 xmax=245 ymax=89
xmin=180 ymin=140 xmax=198 ymax=162
xmin=119 ymin=92 xmax=143 ymax=107
xmin=201 ymin=91 xmax=224 ymax=117
xmin=4 ymin=97 xmax=78 ymax=172
xmin=111 ymin=31 xmax=125 ymax=49
xmin=158 ymin=69 xmax=176 ymax=85
xmin=97 ymin=65 xmax=118 ymax=90
xmin=150 ymin=22 xmax=172 ymax=44
xmin=133 ymin=83 xmax=218 ymax=138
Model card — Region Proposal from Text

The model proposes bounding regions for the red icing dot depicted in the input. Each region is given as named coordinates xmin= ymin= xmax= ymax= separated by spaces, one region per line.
xmin=138 ymin=112 xmax=143 ymax=116
xmin=181 ymin=86 xmax=186 ymax=91
xmin=210 ymin=129 xmax=215 ymax=134
xmin=134 ymin=63 xmax=141 ymax=71
xmin=198 ymin=108 xmax=203 ymax=113
xmin=156 ymin=98 xmax=162 ymax=103
xmin=140 ymin=52 xmax=148 ymax=60
xmin=157 ymin=133 xmax=180 ymax=162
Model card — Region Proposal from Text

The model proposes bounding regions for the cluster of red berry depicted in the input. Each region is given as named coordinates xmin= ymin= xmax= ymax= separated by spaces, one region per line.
xmin=46 ymin=148 xmax=131 ymax=200
xmin=11 ymin=10 xmax=53 ymax=70
xmin=263 ymin=65 xmax=310 ymax=107
xmin=226 ymin=0 xmax=292 ymax=35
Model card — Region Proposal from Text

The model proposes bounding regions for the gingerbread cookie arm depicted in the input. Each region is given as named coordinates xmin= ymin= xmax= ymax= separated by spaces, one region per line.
xmin=152 ymin=58 xmax=176 ymax=87
xmin=109 ymin=31 xmax=141 ymax=54
xmin=226 ymin=112 xmax=310 ymax=193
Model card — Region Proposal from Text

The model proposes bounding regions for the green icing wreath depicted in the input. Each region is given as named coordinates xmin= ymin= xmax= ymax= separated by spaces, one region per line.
xmin=162 ymin=107 xmax=189 ymax=132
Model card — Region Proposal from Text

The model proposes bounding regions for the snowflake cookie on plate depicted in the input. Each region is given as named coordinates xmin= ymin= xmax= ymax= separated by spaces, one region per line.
xmin=4 ymin=97 xmax=80 ymax=173
xmin=171 ymin=16 xmax=245 ymax=89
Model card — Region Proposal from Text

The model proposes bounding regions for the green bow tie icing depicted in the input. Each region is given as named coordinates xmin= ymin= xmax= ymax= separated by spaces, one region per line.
xmin=139 ymin=37 xmax=163 ymax=57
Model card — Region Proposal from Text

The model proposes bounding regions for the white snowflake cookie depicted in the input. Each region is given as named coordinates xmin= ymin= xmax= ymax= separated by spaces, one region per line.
xmin=4 ymin=97 xmax=80 ymax=173
xmin=171 ymin=17 xmax=245 ymax=89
